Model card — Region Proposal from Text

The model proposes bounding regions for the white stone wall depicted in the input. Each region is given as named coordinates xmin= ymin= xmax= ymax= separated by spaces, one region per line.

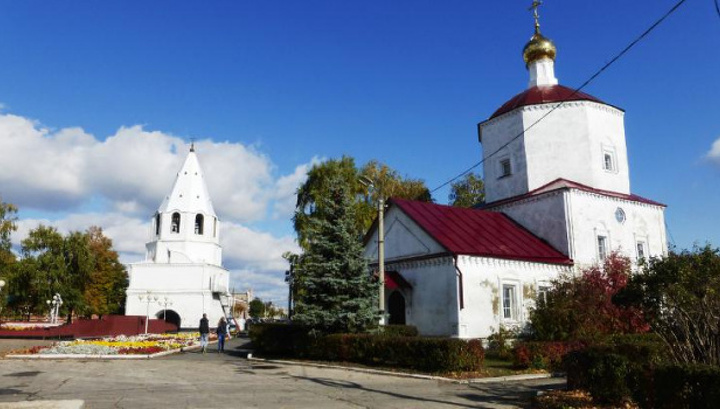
xmin=363 ymin=206 xmax=445 ymax=263
xmin=566 ymin=190 xmax=667 ymax=269
xmin=457 ymin=256 xmax=571 ymax=339
xmin=384 ymin=257 xmax=460 ymax=337
xmin=478 ymin=111 xmax=530 ymax=203
xmin=487 ymin=191 xmax=570 ymax=257
xmin=480 ymin=101 xmax=630 ymax=203
xmin=147 ymin=211 xmax=222 ymax=266
xmin=125 ymin=262 xmax=229 ymax=329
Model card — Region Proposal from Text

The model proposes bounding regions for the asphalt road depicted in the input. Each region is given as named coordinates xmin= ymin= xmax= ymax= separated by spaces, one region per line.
xmin=0 ymin=337 xmax=565 ymax=409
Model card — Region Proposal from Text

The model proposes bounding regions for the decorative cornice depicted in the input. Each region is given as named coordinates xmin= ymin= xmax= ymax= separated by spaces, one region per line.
xmin=480 ymin=99 xmax=623 ymax=129
xmin=460 ymin=254 xmax=571 ymax=273
xmin=569 ymin=188 xmax=665 ymax=210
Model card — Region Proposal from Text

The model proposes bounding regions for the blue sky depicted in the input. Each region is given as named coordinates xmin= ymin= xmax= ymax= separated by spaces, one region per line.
xmin=0 ymin=1 xmax=718 ymax=304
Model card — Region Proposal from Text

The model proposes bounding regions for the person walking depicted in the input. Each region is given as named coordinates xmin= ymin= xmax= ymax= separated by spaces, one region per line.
xmin=199 ymin=313 xmax=210 ymax=354
xmin=216 ymin=317 xmax=228 ymax=353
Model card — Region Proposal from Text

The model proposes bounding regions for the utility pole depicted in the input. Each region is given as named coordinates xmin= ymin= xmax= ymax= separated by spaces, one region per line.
xmin=378 ymin=197 xmax=385 ymax=324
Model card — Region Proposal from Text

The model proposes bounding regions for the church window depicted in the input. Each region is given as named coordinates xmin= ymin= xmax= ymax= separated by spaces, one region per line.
xmin=636 ymin=241 xmax=646 ymax=260
xmin=499 ymin=158 xmax=512 ymax=178
xmin=614 ymin=208 xmax=626 ymax=224
xmin=213 ymin=218 xmax=217 ymax=237
xmin=537 ymin=285 xmax=551 ymax=305
xmin=155 ymin=213 xmax=161 ymax=235
xmin=602 ymin=148 xmax=617 ymax=173
xmin=502 ymin=284 xmax=517 ymax=320
xmin=597 ymin=235 xmax=608 ymax=260
xmin=195 ymin=214 xmax=204 ymax=235
xmin=171 ymin=213 xmax=181 ymax=233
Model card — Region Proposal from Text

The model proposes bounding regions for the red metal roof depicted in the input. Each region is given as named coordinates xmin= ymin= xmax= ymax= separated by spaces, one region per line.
xmin=390 ymin=198 xmax=572 ymax=265
xmin=385 ymin=271 xmax=412 ymax=290
xmin=489 ymin=85 xmax=610 ymax=120
xmin=483 ymin=178 xmax=667 ymax=208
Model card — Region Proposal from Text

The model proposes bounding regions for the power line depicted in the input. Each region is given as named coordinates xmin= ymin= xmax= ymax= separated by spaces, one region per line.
xmin=430 ymin=0 xmax=688 ymax=195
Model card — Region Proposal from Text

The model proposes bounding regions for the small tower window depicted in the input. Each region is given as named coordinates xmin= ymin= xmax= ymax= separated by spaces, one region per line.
xmin=171 ymin=212 xmax=181 ymax=233
xmin=213 ymin=217 xmax=217 ymax=237
xmin=499 ymin=158 xmax=512 ymax=178
xmin=155 ymin=213 xmax=161 ymax=235
xmin=603 ymin=153 xmax=614 ymax=171
xmin=195 ymin=214 xmax=204 ymax=235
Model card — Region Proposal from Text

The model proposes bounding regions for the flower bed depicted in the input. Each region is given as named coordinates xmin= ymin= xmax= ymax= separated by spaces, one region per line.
xmin=9 ymin=333 xmax=215 ymax=356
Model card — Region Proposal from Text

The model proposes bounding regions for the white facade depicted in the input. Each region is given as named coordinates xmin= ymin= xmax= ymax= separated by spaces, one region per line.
xmin=364 ymin=205 xmax=571 ymax=339
xmin=479 ymin=101 xmax=630 ymax=204
xmin=125 ymin=148 xmax=231 ymax=329
xmin=485 ymin=184 xmax=667 ymax=268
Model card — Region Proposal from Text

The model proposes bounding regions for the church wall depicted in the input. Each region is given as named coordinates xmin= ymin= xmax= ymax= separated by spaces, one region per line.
xmin=485 ymin=191 xmax=570 ymax=256
xmin=363 ymin=206 xmax=446 ymax=262
xmin=456 ymin=255 xmax=571 ymax=339
xmin=566 ymin=190 xmax=667 ymax=268
xmin=479 ymin=112 xmax=530 ymax=203
xmin=522 ymin=102 xmax=629 ymax=195
xmin=384 ymin=257 xmax=460 ymax=337
xmin=126 ymin=263 xmax=229 ymax=329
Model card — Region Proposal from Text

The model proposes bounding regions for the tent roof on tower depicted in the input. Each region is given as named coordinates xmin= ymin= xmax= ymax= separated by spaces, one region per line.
xmin=487 ymin=85 xmax=620 ymax=120
xmin=158 ymin=149 xmax=217 ymax=216
xmin=387 ymin=198 xmax=572 ymax=265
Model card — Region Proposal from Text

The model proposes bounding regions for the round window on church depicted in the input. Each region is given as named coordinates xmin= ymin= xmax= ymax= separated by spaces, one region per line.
xmin=615 ymin=207 xmax=626 ymax=224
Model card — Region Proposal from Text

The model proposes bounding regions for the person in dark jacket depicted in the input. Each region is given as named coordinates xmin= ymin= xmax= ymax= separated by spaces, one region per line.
xmin=216 ymin=317 xmax=228 ymax=353
xmin=199 ymin=313 xmax=210 ymax=354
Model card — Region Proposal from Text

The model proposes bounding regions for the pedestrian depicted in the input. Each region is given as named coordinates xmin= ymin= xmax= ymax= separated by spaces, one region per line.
xmin=216 ymin=316 xmax=228 ymax=353
xmin=199 ymin=313 xmax=210 ymax=354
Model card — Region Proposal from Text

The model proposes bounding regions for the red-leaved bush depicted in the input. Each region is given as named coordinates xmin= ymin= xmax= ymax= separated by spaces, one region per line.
xmin=529 ymin=253 xmax=649 ymax=341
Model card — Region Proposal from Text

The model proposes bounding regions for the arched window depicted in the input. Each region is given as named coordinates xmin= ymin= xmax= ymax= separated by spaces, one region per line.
xmin=195 ymin=214 xmax=204 ymax=235
xmin=171 ymin=212 xmax=181 ymax=233
xmin=155 ymin=213 xmax=161 ymax=235
xmin=213 ymin=217 xmax=217 ymax=237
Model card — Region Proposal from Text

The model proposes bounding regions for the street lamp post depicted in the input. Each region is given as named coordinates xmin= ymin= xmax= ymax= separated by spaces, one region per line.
xmin=359 ymin=176 xmax=386 ymax=325
xmin=138 ymin=292 xmax=159 ymax=334
xmin=158 ymin=297 xmax=173 ymax=321
xmin=46 ymin=293 xmax=63 ymax=324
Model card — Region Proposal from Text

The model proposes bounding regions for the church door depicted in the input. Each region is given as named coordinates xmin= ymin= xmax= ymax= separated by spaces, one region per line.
xmin=388 ymin=291 xmax=406 ymax=325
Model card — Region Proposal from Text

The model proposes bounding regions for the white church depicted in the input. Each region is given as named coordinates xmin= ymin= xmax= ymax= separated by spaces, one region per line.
xmin=125 ymin=145 xmax=231 ymax=329
xmin=363 ymin=9 xmax=667 ymax=339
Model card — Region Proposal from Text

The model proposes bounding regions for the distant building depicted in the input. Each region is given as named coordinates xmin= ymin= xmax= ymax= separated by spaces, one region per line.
xmin=125 ymin=145 xmax=231 ymax=329
xmin=363 ymin=8 xmax=667 ymax=338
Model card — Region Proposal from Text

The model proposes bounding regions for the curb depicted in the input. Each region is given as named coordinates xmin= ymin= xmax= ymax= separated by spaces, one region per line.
xmin=246 ymin=356 xmax=555 ymax=384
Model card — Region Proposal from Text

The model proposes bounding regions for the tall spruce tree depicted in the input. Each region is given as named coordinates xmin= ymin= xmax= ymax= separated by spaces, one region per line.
xmin=292 ymin=174 xmax=378 ymax=334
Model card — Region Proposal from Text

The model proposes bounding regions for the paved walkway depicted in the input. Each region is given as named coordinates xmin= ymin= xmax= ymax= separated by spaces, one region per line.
xmin=0 ymin=337 xmax=565 ymax=408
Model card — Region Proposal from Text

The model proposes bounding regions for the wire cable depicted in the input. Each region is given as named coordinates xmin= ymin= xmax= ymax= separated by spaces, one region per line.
xmin=430 ymin=0 xmax=689 ymax=195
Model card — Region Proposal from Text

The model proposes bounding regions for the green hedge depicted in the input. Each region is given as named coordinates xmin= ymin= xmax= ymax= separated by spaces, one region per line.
xmin=563 ymin=334 xmax=669 ymax=405
xmin=312 ymin=334 xmax=484 ymax=372
xmin=377 ymin=325 xmax=419 ymax=337
xmin=638 ymin=364 xmax=720 ymax=409
xmin=249 ymin=323 xmax=483 ymax=373
xmin=248 ymin=323 xmax=312 ymax=356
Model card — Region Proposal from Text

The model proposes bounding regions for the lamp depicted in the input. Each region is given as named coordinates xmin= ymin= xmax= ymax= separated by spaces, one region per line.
xmin=138 ymin=292 xmax=159 ymax=334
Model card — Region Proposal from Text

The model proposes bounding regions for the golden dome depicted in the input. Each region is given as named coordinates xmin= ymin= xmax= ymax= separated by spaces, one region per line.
xmin=522 ymin=31 xmax=557 ymax=66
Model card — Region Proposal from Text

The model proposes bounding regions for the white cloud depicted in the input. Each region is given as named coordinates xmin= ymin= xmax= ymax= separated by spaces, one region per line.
xmin=1 ymin=110 xmax=316 ymax=308
xmin=707 ymin=137 xmax=720 ymax=165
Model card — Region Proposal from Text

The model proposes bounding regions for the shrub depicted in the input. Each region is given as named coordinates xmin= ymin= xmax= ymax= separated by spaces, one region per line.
xmin=530 ymin=253 xmax=648 ymax=341
xmin=377 ymin=325 xmax=418 ymax=337
xmin=646 ymin=364 xmax=720 ymax=409
xmin=512 ymin=341 xmax=586 ymax=371
xmin=249 ymin=323 xmax=312 ymax=356
xmin=312 ymin=334 xmax=484 ymax=373
xmin=564 ymin=334 xmax=669 ymax=405
xmin=486 ymin=326 xmax=517 ymax=360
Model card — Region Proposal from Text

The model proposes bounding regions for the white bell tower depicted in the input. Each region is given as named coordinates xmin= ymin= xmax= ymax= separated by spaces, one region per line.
xmin=125 ymin=145 xmax=231 ymax=329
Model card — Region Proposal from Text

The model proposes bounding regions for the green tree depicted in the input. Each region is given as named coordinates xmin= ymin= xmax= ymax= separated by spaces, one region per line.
xmin=448 ymin=172 xmax=485 ymax=207
xmin=292 ymin=173 xmax=378 ymax=334
xmin=617 ymin=245 xmax=720 ymax=365
xmin=83 ymin=226 xmax=128 ymax=317
xmin=249 ymin=298 xmax=266 ymax=318
xmin=294 ymin=156 xmax=431 ymax=249
xmin=0 ymin=197 xmax=18 ymax=316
